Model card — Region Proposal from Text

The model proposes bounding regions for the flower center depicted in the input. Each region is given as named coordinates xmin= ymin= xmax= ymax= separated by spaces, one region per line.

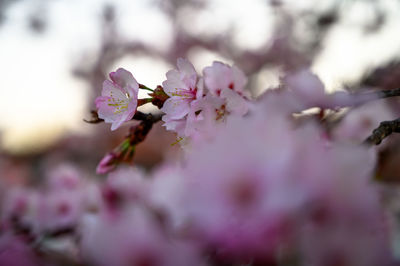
xmin=108 ymin=91 xmax=130 ymax=114
xmin=171 ymin=87 xmax=197 ymax=99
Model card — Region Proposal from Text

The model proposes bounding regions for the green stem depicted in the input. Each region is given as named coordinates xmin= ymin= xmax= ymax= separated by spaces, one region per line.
xmin=139 ymin=84 xmax=154 ymax=92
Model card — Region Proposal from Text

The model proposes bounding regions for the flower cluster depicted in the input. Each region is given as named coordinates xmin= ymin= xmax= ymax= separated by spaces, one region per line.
xmin=1 ymin=58 xmax=399 ymax=266
xmin=96 ymin=59 xmax=250 ymax=141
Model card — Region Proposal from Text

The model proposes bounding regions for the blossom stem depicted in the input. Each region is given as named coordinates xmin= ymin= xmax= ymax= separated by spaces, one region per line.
xmin=139 ymin=84 xmax=154 ymax=92
xmin=137 ymin=98 xmax=153 ymax=106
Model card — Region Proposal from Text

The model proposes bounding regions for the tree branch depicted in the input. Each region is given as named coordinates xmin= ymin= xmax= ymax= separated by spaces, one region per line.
xmin=364 ymin=118 xmax=400 ymax=145
xmin=84 ymin=110 xmax=162 ymax=124
xmin=376 ymin=87 xmax=400 ymax=99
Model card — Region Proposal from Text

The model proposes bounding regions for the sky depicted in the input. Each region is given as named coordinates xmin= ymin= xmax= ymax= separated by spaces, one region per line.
xmin=1 ymin=0 xmax=400 ymax=153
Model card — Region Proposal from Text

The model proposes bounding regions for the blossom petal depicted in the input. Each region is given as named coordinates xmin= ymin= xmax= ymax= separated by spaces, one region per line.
xmin=161 ymin=98 xmax=191 ymax=120
xmin=109 ymin=68 xmax=139 ymax=96
xmin=221 ymin=88 xmax=249 ymax=116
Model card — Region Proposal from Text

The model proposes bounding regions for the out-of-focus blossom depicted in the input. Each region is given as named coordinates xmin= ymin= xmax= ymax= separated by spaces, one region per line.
xmin=149 ymin=165 xmax=187 ymax=230
xmin=96 ymin=137 xmax=136 ymax=175
xmin=333 ymin=100 xmax=396 ymax=143
xmin=284 ymin=69 xmax=326 ymax=108
xmin=101 ymin=167 xmax=149 ymax=213
xmin=35 ymin=190 xmax=83 ymax=234
xmin=47 ymin=163 xmax=82 ymax=190
xmin=1 ymin=188 xmax=38 ymax=232
xmin=0 ymin=234 xmax=41 ymax=266
xmin=172 ymin=93 xmax=391 ymax=265
xmin=96 ymin=152 xmax=118 ymax=174
xmin=80 ymin=207 xmax=206 ymax=266
xmin=95 ymin=68 xmax=139 ymax=131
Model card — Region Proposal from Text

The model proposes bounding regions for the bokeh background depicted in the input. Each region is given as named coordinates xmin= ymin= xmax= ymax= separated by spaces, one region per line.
xmin=1 ymin=0 xmax=400 ymax=182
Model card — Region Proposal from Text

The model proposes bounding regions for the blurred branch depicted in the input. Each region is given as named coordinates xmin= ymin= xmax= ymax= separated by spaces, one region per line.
xmin=376 ymin=88 xmax=400 ymax=99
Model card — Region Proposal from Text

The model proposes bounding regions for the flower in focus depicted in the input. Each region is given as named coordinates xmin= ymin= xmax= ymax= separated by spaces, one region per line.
xmin=203 ymin=61 xmax=249 ymax=116
xmin=161 ymin=58 xmax=204 ymax=137
xmin=95 ymin=68 xmax=139 ymax=131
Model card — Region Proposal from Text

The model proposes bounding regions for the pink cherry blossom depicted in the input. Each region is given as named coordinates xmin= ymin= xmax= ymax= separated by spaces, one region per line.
xmin=35 ymin=190 xmax=83 ymax=234
xmin=1 ymin=188 xmax=39 ymax=232
xmin=161 ymin=58 xmax=204 ymax=137
xmin=203 ymin=61 xmax=247 ymax=96
xmin=203 ymin=61 xmax=249 ymax=116
xmin=80 ymin=206 xmax=206 ymax=266
xmin=283 ymin=68 xmax=327 ymax=108
xmin=95 ymin=68 xmax=139 ymax=131
xmin=101 ymin=167 xmax=150 ymax=213
xmin=46 ymin=163 xmax=82 ymax=191
xmin=0 ymin=234 xmax=42 ymax=266
xmin=171 ymin=92 xmax=391 ymax=264
xmin=333 ymin=100 xmax=396 ymax=143
xmin=96 ymin=152 xmax=118 ymax=174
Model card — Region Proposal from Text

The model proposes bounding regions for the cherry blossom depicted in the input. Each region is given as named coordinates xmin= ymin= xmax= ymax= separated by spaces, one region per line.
xmin=95 ymin=68 xmax=139 ymax=131
xmin=161 ymin=58 xmax=204 ymax=137
xmin=203 ymin=61 xmax=249 ymax=116
xmin=80 ymin=206 xmax=206 ymax=266
xmin=3 ymin=56 xmax=400 ymax=265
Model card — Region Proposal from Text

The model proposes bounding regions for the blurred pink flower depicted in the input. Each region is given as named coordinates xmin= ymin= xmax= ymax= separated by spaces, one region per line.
xmin=149 ymin=165 xmax=187 ymax=230
xmin=95 ymin=68 xmax=139 ymax=131
xmin=80 ymin=207 xmax=206 ymax=266
xmin=172 ymin=92 xmax=391 ymax=264
xmin=96 ymin=152 xmax=118 ymax=174
xmin=2 ymin=188 xmax=38 ymax=231
xmin=101 ymin=167 xmax=150 ymax=214
xmin=333 ymin=101 xmax=396 ymax=143
xmin=0 ymin=234 xmax=41 ymax=266
xmin=284 ymin=68 xmax=327 ymax=108
xmin=179 ymin=115 xmax=302 ymax=263
xmin=35 ymin=190 xmax=83 ymax=234
xmin=47 ymin=163 xmax=82 ymax=191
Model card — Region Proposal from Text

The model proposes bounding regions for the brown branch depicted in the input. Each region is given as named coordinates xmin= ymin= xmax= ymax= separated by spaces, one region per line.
xmin=364 ymin=118 xmax=400 ymax=145
xmin=95 ymin=112 xmax=163 ymax=174
xmin=128 ymin=113 xmax=162 ymax=145
xmin=84 ymin=110 xmax=162 ymax=124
